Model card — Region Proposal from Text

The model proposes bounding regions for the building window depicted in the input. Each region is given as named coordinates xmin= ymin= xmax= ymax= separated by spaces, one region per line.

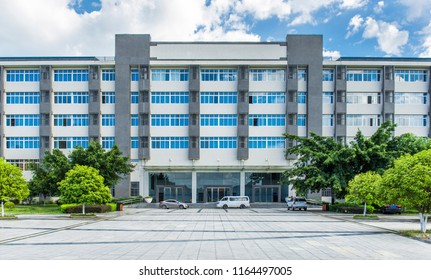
xmin=102 ymin=114 xmax=116 ymax=126
xmin=322 ymin=69 xmax=334 ymax=81
xmin=131 ymin=114 xmax=139 ymax=126
xmin=394 ymin=92 xmax=427 ymax=104
xmin=54 ymin=137 xmax=89 ymax=149
xmin=131 ymin=137 xmax=139 ymax=148
xmin=131 ymin=91 xmax=139 ymax=104
xmin=54 ymin=92 xmax=88 ymax=104
xmin=249 ymin=92 xmax=285 ymax=104
xmin=6 ymin=137 xmax=40 ymax=149
xmin=322 ymin=92 xmax=334 ymax=104
xmin=395 ymin=115 xmax=428 ymax=127
xmin=102 ymin=137 xmax=115 ymax=149
xmin=346 ymin=69 xmax=381 ymax=81
xmin=6 ymin=92 xmax=40 ymax=104
xmin=102 ymin=92 xmax=116 ymax=104
xmin=297 ymin=92 xmax=307 ymax=104
xmin=130 ymin=182 xmax=140 ymax=196
xmin=6 ymin=159 xmax=39 ymax=171
xmin=200 ymin=114 xmax=237 ymax=126
xmin=200 ymin=137 xmax=237 ymax=149
xmin=6 ymin=115 xmax=39 ymax=126
xmin=54 ymin=114 xmax=88 ymax=126
xmin=395 ymin=70 xmax=428 ymax=82
xmin=297 ymin=114 xmax=306 ymax=126
xmin=6 ymin=70 xmax=40 ymax=82
xmin=249 ymin=114 xmax=285 ymax=126
xmin=322 ymin=114 xmax=334 ymax=126
xmin=151 ymin=92 xmax=189 ymax=104
xmin=101 ymin=69 xmax=115 ymax=81
xmin=151 ymin=114 xmax=188 ymax=126
xmin=201 ymin=69 xmax=237 ymax=81
xmin=346 ymin=114 xmax=382 ymax=126
xmin=346 ymin=92 xmax=381 ymax=104
xmin=298 ymin=69 xmax=307 ymax=81
xmin=249 ymin=69 xmax=285 ymax=81
xmin=151 ymin=137 xmax=188 ymax=149
xmin=249 ymin=137 xmax=285 ymax=149
xmin=54 ymin=69 xmax=88 ymax=82
xmin=200 ymin=92 xmax=237 ymax=104
xmin=152 ymin=69 xmax=189 ymax=81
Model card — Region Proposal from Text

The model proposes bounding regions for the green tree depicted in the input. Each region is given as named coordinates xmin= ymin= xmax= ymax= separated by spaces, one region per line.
xmin=0 ymin=158 xmax=30 ymax=216
xmin=58 ymin=165 xmax=112 ymax=214
xmin=69 ymin=141 xmax=134 ymax=188
xmin=346 ymin=171 xmax=382 ymax=216
xmin=29 ymin=149 xmax=70 ymax=203
xmin=283 ymin=121 xmax=431 ymax=198
xmin=382 ymin=150 xmax=431 ymax=233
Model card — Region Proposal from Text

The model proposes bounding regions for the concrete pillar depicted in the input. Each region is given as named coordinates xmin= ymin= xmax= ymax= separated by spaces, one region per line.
xmin=192 ymin=170 xmax=197 ymax=203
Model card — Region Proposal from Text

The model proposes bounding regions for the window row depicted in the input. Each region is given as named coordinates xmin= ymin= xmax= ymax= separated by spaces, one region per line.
xmin=6 ymin=70 xmax=40 ymax=82
xmin=201 ymin=114 xmax=237 ymax=126
xmin=5 ymin=115 xmax=40 ymax=126
xmin=54 ymin=69 xmax=88 ymax=82
xmin=54 ymin=115 xmax=89 ymax=127
xmin=151 ymin=114 xmax=189 ymax=126
xmin=54 ymin=92 xmax=89 ymax=104
xmin=249 ymin=92 xmax=285 ymax=104
xmin=346 ymin=70 xmax=381 ymax=82
xmin=249 ymin=114 xmax=285 ymax=126
xmin=151 ymin=92 xmax=189 ymax=104
xmin=6 ymin=159 xmax=39 ymax=171
xmin=249 ymin=69 xmax=285 ymax=82
xmin=200 ymin=92 xmax=237 ymax=104
xmin=395 ymin=70 xmax=428 ymax=82
xmin=201 ymin=69 xmax=237 ymax=81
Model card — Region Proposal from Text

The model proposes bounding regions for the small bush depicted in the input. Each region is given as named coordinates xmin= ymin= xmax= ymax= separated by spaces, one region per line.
xmin=329 ymin=202 xmax=374 ymax=214
xmin=63 ymin=204 xmax=112 ymax=214
xmin=5 ymin=201 xmax=15 ymax=209
xmin=108 ymin=203 xmax=116 ymax=211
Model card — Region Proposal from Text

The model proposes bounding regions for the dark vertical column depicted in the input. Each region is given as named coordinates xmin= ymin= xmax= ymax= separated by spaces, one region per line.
xmin=237 ymin=65 xmax=249 ymax=160
xmin=115 ymin=34 xmax=151 ymax=197
xmin=39 ymin=65 xmax=52 ymax=158
xmin=0 ymin=66 xmax=3 ymax=158
xmin=139 ymin=64 xmax=151 ymax=159
xmin=286 ymin=35 xmax=323 ymax=136
xmin=286 ymin=64 xmax=298 ymax=136
xmin=335 ymin=65 xmax=347 ymax=142
xmin=88 ymin=65 xmax=101 ymax=142
xmin=188 ymin=65 xmax=200 ymax=160
xmin=383 ymin=66 xmax=395 ymax=124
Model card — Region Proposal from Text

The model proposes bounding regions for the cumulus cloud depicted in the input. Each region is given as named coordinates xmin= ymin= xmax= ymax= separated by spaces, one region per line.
xmin=323 ymin=49 xmax=341 ymax=60
xmin=418 ymin=21 xmax=431 ymax=57
xmin=346 ymin=14 xmax=364 ymax=38
xmin=373 ymin=1 xmax=384 ymax=13
xmin=340 ymin=0 xmax=369 ymax=9
xmin=397 ymin=0 xmax=431 ymax=21
xmin=362 ymin=17 xmax=409 ymax=55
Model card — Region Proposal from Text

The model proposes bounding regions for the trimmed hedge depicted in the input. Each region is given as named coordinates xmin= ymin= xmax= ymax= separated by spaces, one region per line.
xmin=5 ymin=201 xmax=15 ymax=209
xmin=60 ymin=204 xmax=112 ymax=213
xmin=329 ymin=202 xmax=375 ymax=214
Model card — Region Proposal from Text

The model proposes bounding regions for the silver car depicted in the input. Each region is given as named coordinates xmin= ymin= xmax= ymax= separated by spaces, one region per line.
xmin=159 ymin=199 xmax=189 ymax=209
xmin=287 ymin=197 xmax=308 ymax=211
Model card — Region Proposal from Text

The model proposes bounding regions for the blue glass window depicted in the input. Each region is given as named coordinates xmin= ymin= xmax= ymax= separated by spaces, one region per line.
xmin=200 ymin=92 xmax=237 ymax=104
xmin=297 ymin=114 xmax=307 ymax=126
xmin=131 ymin=92 xmax=139 ymax=104
xmin=102 ymin=137 xmax=115 ymax=149
xmin=131 ymin=137 xmax=139 ymax=149
xmin=54 ymin=115 xmax=88 ymax=126
xmin=151 ymin=114 xmax=188 ymax=126
xmin=152 ymin=69 xmax=189 ymax=81
xmin=54 ymin=92 xmax=88 ymax=104
xmin=151 ymin=92 xmax=189 ymax=104
xmin=131 ymin=114 xmax=139 ymax=126
xmin=200 ymin=137 xmax=236 ymax=149
xmin=6 ymin=92 xmax=40 ymax=104
xmin=6 ymin=115 xmax=39 ymax=126
xmin=102 ymin=92 xmax=115 ymax=104
xmin=54 ymin=69 xmax=88 ymax=82
xmin=297 ymin=92 xmax=307 ymax=104
xmin=395 ymin=70 xmax=428 ymax=82
xmin=249 ymin=92 xmax=285 ymax=104
xmin=249 ymin=137 xmax=285 ymax=149
xmin=250 ymin=69 xmax=285 ymax=81
xmin=322 ymin=69 xmax=334 ymax=81
xmin=102 ymin=69 xmax=115 ymax=81
xmin=151 ymin=137 xmax=170 ymax=149
xmin=323 ymin=92 xmax=334 ymax=104
xmin=6 ymin=137 xmax=40 ymax=149
xmin=54 ymin=137 xmax=88 ymax=149
xmin=249 ymin=114 xmax=285 ymax=126
xmin=201 ymin=69 xmax=237 ymax=81
xmin=131 ymin=69 xmax=139 ymax=81
xmin=347 ymin=70 xmax=381 ymax=81
xmin=6 ymin=70 xmax=40 ymax=82
xmin=102 ymin=114 xmax=115 ymax=126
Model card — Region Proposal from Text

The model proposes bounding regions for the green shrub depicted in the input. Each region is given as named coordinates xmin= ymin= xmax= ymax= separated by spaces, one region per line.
xmin=5 ymin=201 xmax=15 ymax=209
xmin=108 ymin=203 xmax=116 ymax=211
xmin=60 ymin=204 xmax=80 ymax=213
xmin=329 ymin=202 xmax=374 ymax=214
xmin=64 ymin=204 xmax=112 ymax=214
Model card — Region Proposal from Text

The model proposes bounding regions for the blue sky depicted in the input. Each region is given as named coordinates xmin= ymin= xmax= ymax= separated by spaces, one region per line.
xmin=1 ymin=0 xmax=430 ymax=58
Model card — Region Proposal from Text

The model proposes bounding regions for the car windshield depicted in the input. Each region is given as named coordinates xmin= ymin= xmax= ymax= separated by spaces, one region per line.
xmin=296 ymin=198 xmax=306 ymax=202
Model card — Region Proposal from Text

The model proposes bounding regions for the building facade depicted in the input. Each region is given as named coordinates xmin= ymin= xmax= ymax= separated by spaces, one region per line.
xmin=1 ymin=34 xmax=430 ymax=203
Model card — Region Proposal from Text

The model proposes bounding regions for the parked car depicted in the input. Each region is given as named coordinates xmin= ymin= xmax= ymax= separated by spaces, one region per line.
xmin=286 ymin=196 xmax=308 ymax=211
xmin=381 ymin=204 xmax=402 ymax=214
xmin=159 ymin=199 xmax=189 ymax=209
xmin=216 ymin=196 xmax=250 ymax=209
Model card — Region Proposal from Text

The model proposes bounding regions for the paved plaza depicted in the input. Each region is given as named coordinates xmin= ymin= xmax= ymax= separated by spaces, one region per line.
xmin=0 ymin=208 xmax=430 ymax=260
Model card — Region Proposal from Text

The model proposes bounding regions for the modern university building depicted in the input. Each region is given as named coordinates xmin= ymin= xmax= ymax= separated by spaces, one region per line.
xmin=1 ymin=34 xmax=430 ymax=203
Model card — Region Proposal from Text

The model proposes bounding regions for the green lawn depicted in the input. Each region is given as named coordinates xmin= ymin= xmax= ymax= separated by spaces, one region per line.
xmin=3 ymin=204 xmax=63 ymax=215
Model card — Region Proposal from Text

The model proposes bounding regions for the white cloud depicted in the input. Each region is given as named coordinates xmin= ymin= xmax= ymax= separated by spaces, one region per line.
xmin=397 ymin=0 xmax=431 ymax=21
xmin=340 ymin=0 xmax=369 ymax=9
xmin=323 ymin=49 xmax=341 ymax=60
xmin=373 ymin=1 xmax=384 ymax=13
xmin=346 ymin=14 xmax=364 ymax=38
xmin=418 ymin=21 xmax=431 ymax=57
xmin=362 ymin=17 xmax=409 ymax=55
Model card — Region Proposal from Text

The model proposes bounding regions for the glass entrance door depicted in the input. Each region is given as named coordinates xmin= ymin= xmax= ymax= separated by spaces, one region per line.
xmin=205 ymin=186 xmax=231 ymax=202
xmin=157 ymin=186 xmax=184 ymax=202
xmin=253 ymin=186 xmax=280 ymax=202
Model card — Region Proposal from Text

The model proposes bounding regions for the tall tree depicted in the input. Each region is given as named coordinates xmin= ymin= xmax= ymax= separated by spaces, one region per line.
xmin=0 ymin=158 xmax=29 ymax=216
xmin=283 ymin=121 xmax=431 ymax=198
xmin=58 ymin=165 xmax=112 ymax=214
xmin=69 ymin=141 xmax=134 ymax=188
xmin=382 ymin=150 xmax=431 ymax=233
xmin=346 ymin=171 xmax=382 ymax=216
xmin=28 ymin=149 xmax=70 ymax=202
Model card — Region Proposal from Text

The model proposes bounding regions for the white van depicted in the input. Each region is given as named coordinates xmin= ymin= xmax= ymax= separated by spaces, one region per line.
xmin=216 ymin=196 xmax=250 ymax=209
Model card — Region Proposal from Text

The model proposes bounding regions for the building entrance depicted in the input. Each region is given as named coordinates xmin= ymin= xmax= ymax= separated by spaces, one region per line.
xmin=252 ymin=185 xmax=281 ymax=202
xmin=204 ymin=186 xmax=232 ymax=202
xmin=156 ymin=185 xmax=185 ymax=202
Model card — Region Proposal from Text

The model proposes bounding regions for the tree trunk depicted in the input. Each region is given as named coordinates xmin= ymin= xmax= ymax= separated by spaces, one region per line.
xmin=419 ymin=212 xmax=428 ymax=233
xmin=363 ymin=201 xmax=367 ymax=216
xmin=1 ymin=201 xmax=4 ymax=217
